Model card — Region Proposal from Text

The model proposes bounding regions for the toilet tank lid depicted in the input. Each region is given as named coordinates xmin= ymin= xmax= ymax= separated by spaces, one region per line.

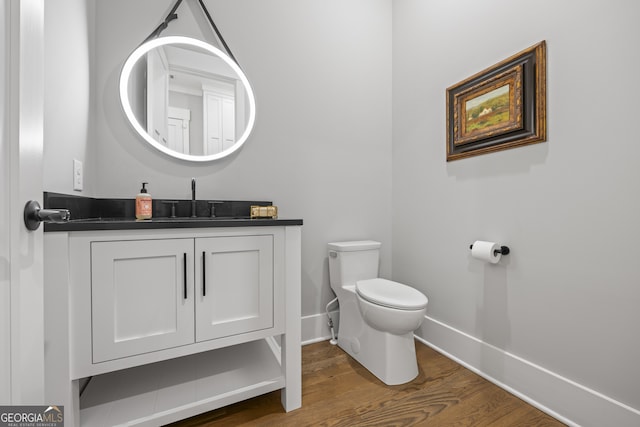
xmin=327 ymin=240 xmax=381 ymax=252
xmin=356 ymin=278 xmax=428 ymax=310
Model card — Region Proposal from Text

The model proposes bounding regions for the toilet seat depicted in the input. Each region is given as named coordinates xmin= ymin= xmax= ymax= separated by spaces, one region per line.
xmin=356 ymin=278 xmax=428 ymax=310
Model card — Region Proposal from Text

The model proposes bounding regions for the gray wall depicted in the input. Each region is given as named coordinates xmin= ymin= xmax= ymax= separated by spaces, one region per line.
xmin=44 ymin=0 xmax=93 ymax=195
xmin=44 ymin=0 xmax=393 ymax=318
xmin=392 ymin=0 xmax=640 ymax=418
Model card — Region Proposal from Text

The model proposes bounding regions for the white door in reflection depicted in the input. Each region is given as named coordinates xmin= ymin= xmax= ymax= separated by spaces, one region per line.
xmin=167 ymin=106 xmax=190 ymax=154
xmin=203 ymin=82 xmax=235 ymax=155
xmin=146 ymin=47 xmax=169 ymax=146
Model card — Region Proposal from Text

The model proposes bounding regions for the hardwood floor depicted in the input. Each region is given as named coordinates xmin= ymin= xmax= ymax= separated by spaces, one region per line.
xmin=168 ymin=340 xmax=565 ymax=426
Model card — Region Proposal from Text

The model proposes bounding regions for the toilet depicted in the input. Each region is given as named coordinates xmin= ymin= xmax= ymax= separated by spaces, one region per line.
xmin=328 ymin=240 xmax=428 ymax=385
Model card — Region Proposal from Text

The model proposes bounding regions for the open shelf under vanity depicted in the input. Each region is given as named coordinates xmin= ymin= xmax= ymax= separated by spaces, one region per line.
xmin=80 ymin=339 xmax=284 ymax=427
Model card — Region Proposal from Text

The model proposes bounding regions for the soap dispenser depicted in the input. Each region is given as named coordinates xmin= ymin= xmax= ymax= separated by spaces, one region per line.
xmin=136 ymin=182 xmax=152 ymax=220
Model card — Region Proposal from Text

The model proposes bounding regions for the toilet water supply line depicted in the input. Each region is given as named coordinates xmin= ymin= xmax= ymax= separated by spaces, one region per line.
xmin=326 ymin=297 xmax=339 ymax=345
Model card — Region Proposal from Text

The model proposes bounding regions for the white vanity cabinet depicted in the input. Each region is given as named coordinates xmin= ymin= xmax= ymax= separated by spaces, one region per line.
xmin=44 ymin=225 xmax=301 ymax=427
xmin=91 ymin=235 xmax=275 ymax=363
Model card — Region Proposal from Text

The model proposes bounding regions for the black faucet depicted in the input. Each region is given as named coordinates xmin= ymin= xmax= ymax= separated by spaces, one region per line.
xmin=191 ymin=178 xmax=197 ymax=218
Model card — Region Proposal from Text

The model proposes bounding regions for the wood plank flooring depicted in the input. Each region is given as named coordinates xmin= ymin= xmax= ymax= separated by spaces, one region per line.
xmin=168 ymin=340 xmax=565 ymax=426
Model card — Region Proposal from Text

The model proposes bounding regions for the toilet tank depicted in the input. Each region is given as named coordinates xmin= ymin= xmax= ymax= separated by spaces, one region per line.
xmin=328 ymin=241 xmax=381 ymax=287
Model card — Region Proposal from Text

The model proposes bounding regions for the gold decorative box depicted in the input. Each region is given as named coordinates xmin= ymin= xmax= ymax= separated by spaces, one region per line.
xmin=250 ymin=205 xmax=278 ymax=219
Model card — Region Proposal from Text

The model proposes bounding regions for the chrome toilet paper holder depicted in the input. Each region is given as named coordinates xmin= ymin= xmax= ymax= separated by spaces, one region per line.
xmin=469 ymin=243 xmax=510 ymax=256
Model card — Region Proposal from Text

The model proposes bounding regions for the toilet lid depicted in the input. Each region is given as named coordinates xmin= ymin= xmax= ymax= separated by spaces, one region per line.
xmin=356 ymin=278 xmax=428 ymax=310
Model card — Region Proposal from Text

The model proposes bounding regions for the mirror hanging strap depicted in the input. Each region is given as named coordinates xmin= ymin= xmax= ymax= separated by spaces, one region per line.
xmin=197 ymin=0 xmax=238 ymax=66
xmin=139 ymin=0 xmax=240 ymax=69
xmin=142 ymin=0 xmax=184 ymax=44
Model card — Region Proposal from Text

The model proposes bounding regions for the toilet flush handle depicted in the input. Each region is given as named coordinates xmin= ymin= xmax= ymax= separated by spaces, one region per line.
xmin=329 ymin=250 xmax=338 ymax=258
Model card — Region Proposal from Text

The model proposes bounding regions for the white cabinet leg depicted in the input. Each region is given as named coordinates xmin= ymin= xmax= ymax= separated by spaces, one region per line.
xmin=281 ymin=227 xmax=301 ymax=411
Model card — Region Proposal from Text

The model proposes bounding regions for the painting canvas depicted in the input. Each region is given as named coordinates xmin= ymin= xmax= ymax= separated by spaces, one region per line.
xmin=466 ymin=85 xmax=510 ymax=132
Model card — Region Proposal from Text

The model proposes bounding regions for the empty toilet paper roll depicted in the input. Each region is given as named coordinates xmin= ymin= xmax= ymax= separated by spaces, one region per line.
xmin=471 ymin=241 xmax=501 ymax=264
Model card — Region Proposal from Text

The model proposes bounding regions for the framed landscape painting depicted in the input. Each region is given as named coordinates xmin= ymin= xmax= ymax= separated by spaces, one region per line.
xmin=446 ymin=41 xmax=546 ymax=161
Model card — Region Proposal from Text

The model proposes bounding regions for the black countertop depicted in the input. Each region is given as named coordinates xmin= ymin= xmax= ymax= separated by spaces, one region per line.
xmin=44 ymin=217 xmax=303 ymax=232
xmin=42 ymin=192 xmax=302 ymax=232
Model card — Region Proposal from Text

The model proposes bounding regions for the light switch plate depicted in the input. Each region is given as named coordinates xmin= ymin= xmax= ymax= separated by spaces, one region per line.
xmin=73 ymin=159 xmax=83 ymax=191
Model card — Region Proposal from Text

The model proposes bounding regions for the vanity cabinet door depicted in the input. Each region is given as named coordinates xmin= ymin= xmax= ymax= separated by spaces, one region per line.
xmin=91 ymin=239 xmax=195 ymax=363
xmin=195 ymin=235 xmax=273 ymax=342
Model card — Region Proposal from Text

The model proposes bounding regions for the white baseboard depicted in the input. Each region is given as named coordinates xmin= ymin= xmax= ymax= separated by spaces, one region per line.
xmin=416 ymin=315 xmax=640 ymax=427
xmin=301 ymin=311 xmax=338 ymax=346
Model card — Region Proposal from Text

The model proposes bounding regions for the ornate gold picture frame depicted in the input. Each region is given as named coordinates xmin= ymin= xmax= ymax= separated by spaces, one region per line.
xmin=446 ymin=41 xmax=546 ymax=161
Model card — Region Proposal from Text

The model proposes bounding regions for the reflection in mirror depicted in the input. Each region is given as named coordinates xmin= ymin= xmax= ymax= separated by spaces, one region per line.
xmin=120 ymin=36 xmax=256 ymax=162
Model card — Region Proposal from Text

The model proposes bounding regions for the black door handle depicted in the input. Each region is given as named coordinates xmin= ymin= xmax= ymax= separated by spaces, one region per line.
xmin=183 ymin=253 xmax=187 ymax=299
xmin=24 ymin=200 xmax=70 ymax=230
xmin=202 ymin=251 xmax=206 ymax=296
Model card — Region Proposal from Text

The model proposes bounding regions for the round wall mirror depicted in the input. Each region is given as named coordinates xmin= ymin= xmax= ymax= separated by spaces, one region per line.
xmin=119 ymin=36 xmax=256 ymax=162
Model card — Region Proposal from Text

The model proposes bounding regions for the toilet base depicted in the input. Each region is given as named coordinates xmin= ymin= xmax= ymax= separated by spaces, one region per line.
xmin=338 ymin=331 xmax=418 ymax=385
xmin=336 ymin=297 xmax=419 ymax=385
